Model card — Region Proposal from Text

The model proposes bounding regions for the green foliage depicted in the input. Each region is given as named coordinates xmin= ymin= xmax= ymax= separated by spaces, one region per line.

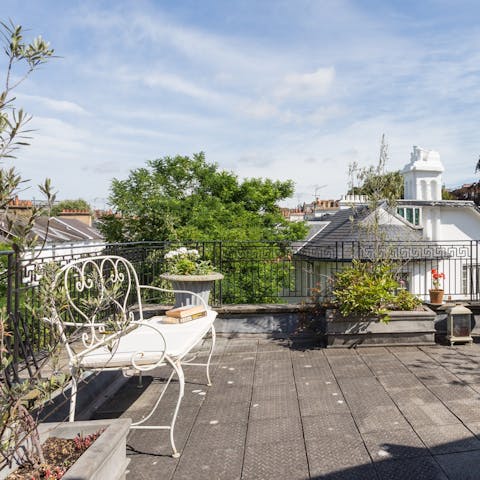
xmin=51 ymin=198 xmax=91 ymax=216
xmin=1 ymin=20 xmax=54 ymax=160
xmin=391 ymin=287 xmax=422 ymax=311
xmin=441 ymin=186 xmax=454 ymax=200
xmin=219 ymin=244 xmax=294 ymax=304
xmin=347 ymin=134 xmax=405 ymax=265
xmin=0 ymin=21 xmax=56 ymax=255
xmin=348 ymin=134 xmax=403 ymax=205
xmin=350 ymin=170 xmax=404 ymax=202
xmin=333 ymin=260 xmax=420 ymax=322
xmin=0 ymin=243 xmax=11 ymax=309
xmin=0 ymin=19 xmax=57 ymax=471
xmin=100 ymin=152 xmax=308 ymax=243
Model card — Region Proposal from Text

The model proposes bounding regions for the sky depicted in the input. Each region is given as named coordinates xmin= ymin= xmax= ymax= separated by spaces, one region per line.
xmin=2 ymin=0 xmax=480 ymax=208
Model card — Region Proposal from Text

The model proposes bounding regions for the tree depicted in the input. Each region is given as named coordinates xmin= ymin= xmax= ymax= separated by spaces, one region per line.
xmin=99 ymin=152 xmax=308 ymax=243
xmin=0 ymin=20 xmax=56 ymax=253
xmin=348 ymin=135 xmax=404 ymax=203
xmin=0 ymin=20 xmax=58 ymax=472
xmin=51 ymin=198 xmax=91 ymax=216
xmin=334 ymin=135 xmax=421 ymax=319
xmin=350 ymin=169 xmax=404 ymax=202
xmin=441 ymin=186 xmax=455 ymax=200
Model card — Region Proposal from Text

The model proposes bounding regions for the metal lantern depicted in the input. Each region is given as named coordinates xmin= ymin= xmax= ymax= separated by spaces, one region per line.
xmin=446 ymin=304 xmax=473 ymax=346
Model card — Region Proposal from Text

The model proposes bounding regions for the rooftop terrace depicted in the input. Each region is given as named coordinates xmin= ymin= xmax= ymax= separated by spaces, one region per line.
xmin=91 ymin=338 xmax=480 ymax=480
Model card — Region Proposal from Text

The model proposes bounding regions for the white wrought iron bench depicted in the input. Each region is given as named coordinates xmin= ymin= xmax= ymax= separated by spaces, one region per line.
xmin=42 ymin=255 xmax=217 ymax=457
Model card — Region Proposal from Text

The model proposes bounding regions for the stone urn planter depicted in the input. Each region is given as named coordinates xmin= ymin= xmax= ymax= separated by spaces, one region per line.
xmin=160 ymin=272 xmax=224 ymax=307
xmin=325 ymin=306 xmax=436 ymax=347
xmin=1 ymin=418 xmax=131 ymax=480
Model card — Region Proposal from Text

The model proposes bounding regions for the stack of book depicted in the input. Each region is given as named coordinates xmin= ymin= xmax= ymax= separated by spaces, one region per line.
xmin=163 ymin=305 xmax=207 ymax=324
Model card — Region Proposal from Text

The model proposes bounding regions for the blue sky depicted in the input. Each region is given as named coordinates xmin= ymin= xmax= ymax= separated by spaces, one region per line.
xmin=2 ymin=0 xmax=480 ymax=208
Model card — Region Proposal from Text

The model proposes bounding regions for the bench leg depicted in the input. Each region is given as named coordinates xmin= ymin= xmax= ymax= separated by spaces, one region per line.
xmin=206 ymin=325 xmax=216 ymax=387
xmin=69 ymin=367 xmax=78 ymax=422
xmin=170 ymin=359 xmax=184 ymax=458
xmin=130 ymin=357 xmax=185 ymax=458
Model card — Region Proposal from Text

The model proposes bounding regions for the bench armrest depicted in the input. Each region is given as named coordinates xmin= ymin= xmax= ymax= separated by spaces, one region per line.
xmin=139 ymin=284 xmax=209 ymax=311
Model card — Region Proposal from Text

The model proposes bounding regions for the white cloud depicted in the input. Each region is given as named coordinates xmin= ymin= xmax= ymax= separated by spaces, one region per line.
xmin=142 ymin=72 xmax=223 ymax=103
xmin=274 ymin=67 xmax=336 ymax=100
xmin=239 ymin=100 xmax=279 ymax=119
xmin=109 ymin=125 xmax=183 ymax=141
xmin=77 ymin=8 xmax=285 ymax=81
xmin=17 ymin=94 xmax=88 ymax=115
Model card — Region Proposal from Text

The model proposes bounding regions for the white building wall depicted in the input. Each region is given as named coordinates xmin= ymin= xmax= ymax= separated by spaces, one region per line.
xmin=436 ymin=209 xmax=480 ymax=240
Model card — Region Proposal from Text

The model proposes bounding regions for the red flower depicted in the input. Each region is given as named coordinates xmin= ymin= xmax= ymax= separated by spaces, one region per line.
xmin=431 ymin=269 xmax=445 ymax=289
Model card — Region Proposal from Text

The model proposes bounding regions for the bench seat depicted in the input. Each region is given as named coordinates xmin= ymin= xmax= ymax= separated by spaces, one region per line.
xmin=79 ymin=311 xmax=217 ymax=368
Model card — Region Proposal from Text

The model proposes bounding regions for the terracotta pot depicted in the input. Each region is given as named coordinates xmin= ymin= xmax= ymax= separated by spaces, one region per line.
xmin=429 ymin=289 xmax=444 ymax=304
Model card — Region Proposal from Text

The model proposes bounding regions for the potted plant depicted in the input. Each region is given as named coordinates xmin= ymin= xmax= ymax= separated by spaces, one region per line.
xmin=1 ymin=417 xmax=131 ymax=480
xmin=332 ymin=260 xmax=422 ymax=322
xmin=325 ymin=260 xmax=435 ymax=346
xmin=159 ymin=247 xmax=223 ymax=307
xmin=429 ymin=268 xmax=445 ymax=304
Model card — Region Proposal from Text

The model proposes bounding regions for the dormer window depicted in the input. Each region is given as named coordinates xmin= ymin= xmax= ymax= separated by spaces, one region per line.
xmin=397 ymin=206 xmax=421 ymax=226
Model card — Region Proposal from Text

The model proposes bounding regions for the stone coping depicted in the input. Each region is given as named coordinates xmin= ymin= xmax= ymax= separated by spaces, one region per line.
xmin=326 ymin=304 xmax=435 ymax=321
xmin=140 ymin=303 xmax=438 ymax=316
xmin=140 ymin=302 xmax=317 ymax=315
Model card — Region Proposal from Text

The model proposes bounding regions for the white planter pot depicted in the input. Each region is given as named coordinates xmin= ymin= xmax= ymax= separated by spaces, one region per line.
xmin=160 ymin=273 xmax=223 ymax=307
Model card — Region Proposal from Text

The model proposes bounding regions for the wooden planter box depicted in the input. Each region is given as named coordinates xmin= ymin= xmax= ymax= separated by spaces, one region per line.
xmin=325 ymin=306 xmax=436 ymax=348
xmin=1 ymin=418 xmax=131 ymax=480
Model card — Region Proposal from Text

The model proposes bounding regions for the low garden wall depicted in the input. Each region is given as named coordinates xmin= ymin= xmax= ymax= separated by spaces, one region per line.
xmin=142 ymin=302 xmax=480 ymax=346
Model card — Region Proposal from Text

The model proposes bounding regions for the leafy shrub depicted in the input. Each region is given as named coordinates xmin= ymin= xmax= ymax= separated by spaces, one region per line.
xmin=333 ymin=260 xmax=420 ymax=322
xmin=390 ymin=287 xmax=422 ymax=311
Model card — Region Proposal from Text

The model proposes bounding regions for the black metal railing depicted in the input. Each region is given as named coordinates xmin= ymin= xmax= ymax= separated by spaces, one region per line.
xmin=3 ymin=239 xmax=480 ymax=379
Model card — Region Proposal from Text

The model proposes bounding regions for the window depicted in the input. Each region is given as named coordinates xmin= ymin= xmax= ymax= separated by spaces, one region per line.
xmin=397 ymin=207 xmax=421 ymax=226
xmin=463 ymin=264 xmax=480 ymax=296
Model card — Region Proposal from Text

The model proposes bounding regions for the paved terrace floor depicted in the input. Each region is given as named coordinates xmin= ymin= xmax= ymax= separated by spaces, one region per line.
xmin=93 ymin=338 xmax=480 ymax=480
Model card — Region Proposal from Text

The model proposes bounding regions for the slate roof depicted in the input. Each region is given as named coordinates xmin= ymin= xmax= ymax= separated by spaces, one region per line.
xmin=295 ymin=205 xmax=449 ymax=261
xmin=0 ymin=215 xmax=103 ymax=245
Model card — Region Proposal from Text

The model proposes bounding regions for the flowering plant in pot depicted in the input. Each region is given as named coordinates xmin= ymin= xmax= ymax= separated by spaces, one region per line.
xmin=429 ymin=269 xmax=445 ymax=304
xmin=163 ymin=247 xmax=214 ymax=275
xmin=159 ymin=247 xmax=223 ymax=307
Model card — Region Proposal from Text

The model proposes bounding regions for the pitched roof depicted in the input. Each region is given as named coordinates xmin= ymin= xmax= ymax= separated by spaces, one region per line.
xmin=34 ymin=217 xmax=104 ymax=243
xmin=0 ymin=215 xmax=103 ymax=245
xmin=295 ymin=205 xmax=448 ymax=261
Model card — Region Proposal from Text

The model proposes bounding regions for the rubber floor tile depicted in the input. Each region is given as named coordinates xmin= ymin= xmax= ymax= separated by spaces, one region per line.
xmin=415 ymin=424 xmax=480 ymax=455
xmin=373 ymin=456 xmax=448 ymax=480
xmin=246 ymin=416 xmax=303 ymax=446
xmin=242 ymin=440 xmax=308 ymax=480
xmin=361 ymin=428 xmax=428 ymax=462
xmin=434 ymin=449 xmax=480 ymax=480
xmin=173 ymin=446 xmax=243 ymax=480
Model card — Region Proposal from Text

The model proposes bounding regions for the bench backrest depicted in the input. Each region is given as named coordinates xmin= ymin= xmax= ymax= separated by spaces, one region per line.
xmin=47 ymin=255 xmax=146 ymax=363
